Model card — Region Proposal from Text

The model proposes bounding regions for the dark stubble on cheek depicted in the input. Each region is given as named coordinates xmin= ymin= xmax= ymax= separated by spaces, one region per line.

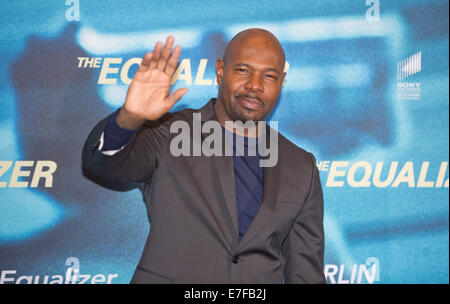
xmin=220 ymin=78 xmax=265 ymax=122
xmin=220 ymin=86 xmax=250 ymax=122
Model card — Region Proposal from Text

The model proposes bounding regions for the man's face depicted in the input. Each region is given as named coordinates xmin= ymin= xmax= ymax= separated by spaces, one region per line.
xmin=216 ymin=35 xmax=286 ymax=122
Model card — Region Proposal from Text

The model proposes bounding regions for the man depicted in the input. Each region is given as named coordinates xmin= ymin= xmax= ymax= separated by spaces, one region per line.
xmin=82 ymin=28 xmax=325 ymax=283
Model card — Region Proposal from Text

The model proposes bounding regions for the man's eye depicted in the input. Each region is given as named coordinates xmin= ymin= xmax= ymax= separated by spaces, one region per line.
xmin=237 ymin=68 xmax=248 ymax=73
xmin=265 ymin=74 xmax=278 ymax=80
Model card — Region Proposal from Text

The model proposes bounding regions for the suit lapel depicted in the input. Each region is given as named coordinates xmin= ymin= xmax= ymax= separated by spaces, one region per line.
xmin=199 ymin=99 xmax=240 ymax=249
xmin=237 ymin=124 xmax=281 ymax=249
xmin=210 ymin=155 xmax=240 ymax=248
xmin=198 ymin=99 xmax=282 ymax=250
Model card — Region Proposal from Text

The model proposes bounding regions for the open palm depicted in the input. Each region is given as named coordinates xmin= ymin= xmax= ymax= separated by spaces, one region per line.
xmin=118 ymin=36 xmax=187 ymax=129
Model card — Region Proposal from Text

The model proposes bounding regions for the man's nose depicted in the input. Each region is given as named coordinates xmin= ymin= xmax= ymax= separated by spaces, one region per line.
xmin=244 ymin=73 xmax=264 ymax=93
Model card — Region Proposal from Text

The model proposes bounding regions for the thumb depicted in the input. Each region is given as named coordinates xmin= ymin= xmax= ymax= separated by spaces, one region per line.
xmin=167 ymin=88 xmax=188 ymax=108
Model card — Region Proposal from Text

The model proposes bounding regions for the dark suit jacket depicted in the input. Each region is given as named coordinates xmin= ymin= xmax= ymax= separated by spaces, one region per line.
xmin=82 ymin=98 xmax=325 ymax=284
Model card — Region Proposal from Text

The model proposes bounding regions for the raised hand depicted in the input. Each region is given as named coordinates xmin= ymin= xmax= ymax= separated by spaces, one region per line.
xmin=116 ymin=36 xmax=188 ymax=129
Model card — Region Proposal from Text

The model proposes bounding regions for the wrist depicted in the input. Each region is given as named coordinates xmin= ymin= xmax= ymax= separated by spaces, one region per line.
xmin=116 ymin=107 xmax=144 ymax=130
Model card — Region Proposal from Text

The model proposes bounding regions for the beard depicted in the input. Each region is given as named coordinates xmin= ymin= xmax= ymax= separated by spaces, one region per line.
xmin=226 ymin=94 xmax=267 ymax=123
xmin=229 ymin=103 xmax=260 ymax=122
xmin=217 ymin=84 xmax=269 ymax=123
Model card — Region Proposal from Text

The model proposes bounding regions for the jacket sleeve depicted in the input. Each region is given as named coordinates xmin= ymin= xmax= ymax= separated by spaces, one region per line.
xmin=282 ymin=153 xmax=326 ymax=284
xmin=81 ymin=111 xmax=171 ymax=191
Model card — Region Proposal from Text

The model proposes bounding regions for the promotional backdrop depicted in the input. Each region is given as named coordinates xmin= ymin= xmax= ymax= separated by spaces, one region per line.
xmin=0 ymin=0 xmax=448 ymax=284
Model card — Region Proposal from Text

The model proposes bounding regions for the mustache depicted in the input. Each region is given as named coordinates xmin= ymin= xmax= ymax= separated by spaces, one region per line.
xmin=236 ymin=94 xmax=263 ymax=104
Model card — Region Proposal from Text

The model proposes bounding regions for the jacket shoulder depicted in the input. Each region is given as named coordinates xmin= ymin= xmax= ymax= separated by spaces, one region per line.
xmin=276 ymin=130 xmax=316 ymax=166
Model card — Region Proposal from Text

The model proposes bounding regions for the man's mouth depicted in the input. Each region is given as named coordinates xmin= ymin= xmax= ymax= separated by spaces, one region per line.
xmin=237 ymin=95 xmax=263 ymax=110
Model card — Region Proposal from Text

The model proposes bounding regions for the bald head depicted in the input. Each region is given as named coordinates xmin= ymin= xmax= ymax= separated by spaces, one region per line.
xmin=223 ymin=28 xmax=285 ymax=70
xmin=214 ymin=28 xmax=286 ymax=124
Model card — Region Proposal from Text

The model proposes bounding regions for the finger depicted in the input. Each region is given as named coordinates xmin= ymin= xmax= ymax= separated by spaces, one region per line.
xmin=167 ymin=88 xmax=188 ymax=108
xmin=157 ymin=36 xmax=175 ymax=70
xmin=164 ymin=45 xmax=181 ymax=77
xmin=139 ymin=52 xmax=153 ymax=72
xmin=149 ymin=41 xmax=163 ymax=70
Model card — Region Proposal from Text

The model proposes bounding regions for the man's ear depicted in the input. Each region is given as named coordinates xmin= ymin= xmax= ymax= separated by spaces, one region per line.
xmin=281 ymin=61 xmax=289 ymax=86
xmin=281 ymin=72 xmax=286 ymax=86
xmin=215 ymin=58 xmax=224 ymax=85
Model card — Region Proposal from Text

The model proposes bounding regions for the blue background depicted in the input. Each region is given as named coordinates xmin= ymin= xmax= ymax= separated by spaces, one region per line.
xmin=0 ymin=0 xmax=448 ymax=283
